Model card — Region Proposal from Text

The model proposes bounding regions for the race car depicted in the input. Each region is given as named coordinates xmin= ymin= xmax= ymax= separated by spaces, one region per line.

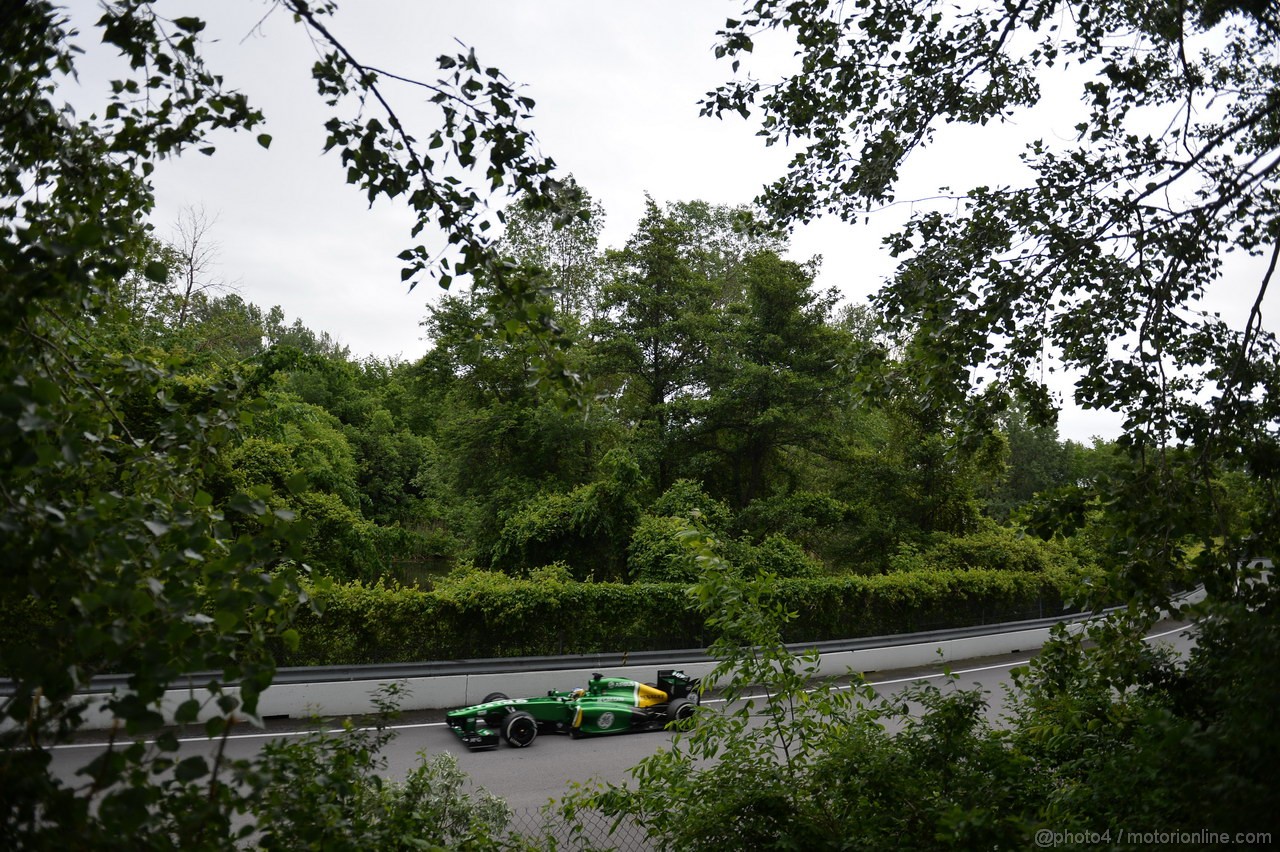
xmin=445 ymin=669 xmax=701 ymax=750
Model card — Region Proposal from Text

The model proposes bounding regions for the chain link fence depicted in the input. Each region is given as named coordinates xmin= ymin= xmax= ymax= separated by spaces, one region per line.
xmin=502 ymin=806 xmax=653 ymax=851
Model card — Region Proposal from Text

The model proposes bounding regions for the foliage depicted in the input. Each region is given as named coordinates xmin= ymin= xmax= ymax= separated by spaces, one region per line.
xmin=498 ymin=174 xmax=606 ymax=321
xmin=0 ymin=0 xmax=583 ymax=845
xmin=275 ymin=562 xmax=1080 ymax=666
xmin=734 ymin=490 xmax=862 ymax=568
xmin=247 ymin=689 xmax=519 ymax=851
xmin=1003 ymin=591 xmax=1280 ymax=842
xmin=985 ymin=401 xmax=1075 ymax=521
xmin=733 ymin=533 xmax=824 ymax=579
xmin=684 ymin=251 xmax=846 ymax=508
xmin=558 ymin=526 xmax=1280 ymax=850
xmin=641 ymin=3 xmax=1280 ymax=845
xmin=592 ymin=199 xmax=723 ymax=492
xmin=557 ymin=524 xmax=1045 ymax=850
xmin=418 ymin=285 xmax=611 ymax=561
xmin=489 ymin=449 xmax=642 ymax=580
xmin=887 ymin=522 xmax=1083 ymax=575
xmin=647 ymin=478 xmax=733 ymax=533
xmin=628 ymin=514 xmax=702 ymax=583
xmin=708 ymin=0 xmax=1280 ymax=592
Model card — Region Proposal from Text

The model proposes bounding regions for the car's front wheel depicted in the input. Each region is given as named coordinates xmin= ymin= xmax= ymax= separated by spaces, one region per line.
xmin=502 ymin=711 xmax=538 ymax=748
xmin=482 ymin=692 xmax=509 ymax=703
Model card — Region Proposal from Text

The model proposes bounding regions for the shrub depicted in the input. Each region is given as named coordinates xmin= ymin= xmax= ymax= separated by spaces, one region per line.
xmin=735 ymin=534 xmax=824 ymax=579
xmin=629 ymin=515 xmax=702 ymax=583
xmin=294 ymin=491 xmax=385 ymax=582
xmin=649 ymin=480 xmax=732 ymax=533
xmin=278 ymin=566 xmax=1089 ymax=666
xmin=251 ymin=688 xmax=517 ymax=850
xmin=887 ymin=523 xmax=1080 ymax=575
xmin=489 ymin=450 xmax=642 ymax=580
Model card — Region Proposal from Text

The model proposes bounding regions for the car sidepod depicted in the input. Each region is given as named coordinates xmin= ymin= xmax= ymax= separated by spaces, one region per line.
xmin=571 ymin=700 xmax=654 ymax=736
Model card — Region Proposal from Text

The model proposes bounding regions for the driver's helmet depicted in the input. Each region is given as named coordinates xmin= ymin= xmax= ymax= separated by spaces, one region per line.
xmin=572 ymin=688 xmax=585 ymax=699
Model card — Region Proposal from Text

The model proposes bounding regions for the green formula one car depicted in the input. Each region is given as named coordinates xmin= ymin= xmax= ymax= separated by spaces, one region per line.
xmin=445 ymin=669 xmax=701 ymax=750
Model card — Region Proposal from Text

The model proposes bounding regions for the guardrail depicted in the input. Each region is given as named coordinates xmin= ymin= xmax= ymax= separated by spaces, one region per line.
xmin=55 ymin=608 xmax=1118 ymax=731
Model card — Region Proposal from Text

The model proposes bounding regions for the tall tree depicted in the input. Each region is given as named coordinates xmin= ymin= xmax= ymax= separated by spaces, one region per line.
xmin=707 ymin=1 xmax=1280 ymax=597
xmin=595 ymin=199 xmax=721 ymax=491
xmin=1 ymin=1 xmax=572 ymax=843
xmin=688 ymin=251 xmax=843 ymax=508
xmin=498 ymin=175 xmax=606 ymax=322
xmin=985 ymin=398 xmax=1074 ymax=521
xmin=419 ymin=286 xmax=609 ymax=560
xmin=170 ymin=206 xmax=229 ymax=330
xmin=678 ymin=0 xmax=1280 ymax=840
xmin=663 ymin=199 xmax=789 ymax=300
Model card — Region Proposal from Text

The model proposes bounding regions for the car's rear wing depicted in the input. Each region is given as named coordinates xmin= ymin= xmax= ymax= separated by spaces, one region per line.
xmin=657 ymin=669 xmax=699 ymax=699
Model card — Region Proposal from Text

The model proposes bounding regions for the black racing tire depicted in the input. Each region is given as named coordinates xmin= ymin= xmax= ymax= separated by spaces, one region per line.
xmin=667 ymin=697 xmax=697 ymax=725
xmin=482 ymin=692 xmax=509 ymax=703
xmin=502 ymin=711 xmax=538 ymax=748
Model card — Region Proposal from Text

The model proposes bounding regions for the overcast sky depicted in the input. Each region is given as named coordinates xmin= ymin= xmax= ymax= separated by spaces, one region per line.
xmin=59 ymin=0 xmax=1187 ymax=442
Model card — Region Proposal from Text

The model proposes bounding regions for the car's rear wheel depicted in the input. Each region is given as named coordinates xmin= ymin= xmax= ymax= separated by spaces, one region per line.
xmin=502 ymin=711 xmax=538 ymax=748
xmin=482 ymin=692 xmax=508 ymax=703
xmin=667 ymin=697 xmax=696 ymax=724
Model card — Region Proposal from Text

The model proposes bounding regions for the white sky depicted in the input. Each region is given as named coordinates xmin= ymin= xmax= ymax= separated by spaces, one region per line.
xmin=68 ymin=0 xmax=1269 ymax=443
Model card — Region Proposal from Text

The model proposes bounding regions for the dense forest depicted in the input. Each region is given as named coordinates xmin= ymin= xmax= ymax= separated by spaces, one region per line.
xmin=102 ymin=188 xmax=1117 ymax=594
xmin=5 ymin=1 xmax=1277 ymax=848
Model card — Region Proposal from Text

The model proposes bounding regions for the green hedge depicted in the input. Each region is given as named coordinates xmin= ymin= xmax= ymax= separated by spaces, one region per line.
xmin=278 ymin=567 xmax=1091 ymax=666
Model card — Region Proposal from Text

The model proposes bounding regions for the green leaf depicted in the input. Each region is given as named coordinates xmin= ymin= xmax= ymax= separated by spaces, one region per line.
xmin=173 ymin=755 xmax=209 ymax=783
xmin=257 ymin=133 xmax=272 ymax=149
xmin=29 ymin=376 xmax=60 ymax=404
xmin=143 ymin=260 xmax=170 ymax=282
xmin=174 ymin=698 xmax=201 ymax=724
xmin=284 ymin=472 xmax=310 ymax=494
xmin=227 ymin=493 xmax=267 ymax=516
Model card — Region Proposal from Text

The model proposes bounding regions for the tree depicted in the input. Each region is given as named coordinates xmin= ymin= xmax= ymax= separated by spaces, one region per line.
xmin=1 ymin=0 xmax=575 ymax=843
xmin=662 ymin=199 xmax=789 ymax=301
xmin=498 ymin=175 xmax=606 ymax=322
xmin=687 ymin=251 xmax=844 ymax=508
xmin=170 ymin=206 xmax=230 ymax=330
xmin=985 ymin=398 xmax=1074 ymax=521
xmin=418 ymin=284 xmax=610 ymax=562
xmin=707 ymin=0 xmax=1280 ymax=595
xmin=594 ymin=199 xmax=722 ymax=491
xmin=683 ymin=0 xmax=1280 ymax=841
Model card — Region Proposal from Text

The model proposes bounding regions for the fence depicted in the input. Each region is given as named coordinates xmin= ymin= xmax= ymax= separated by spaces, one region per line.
xmin=504 ymin=806 xmax=652 ymax=851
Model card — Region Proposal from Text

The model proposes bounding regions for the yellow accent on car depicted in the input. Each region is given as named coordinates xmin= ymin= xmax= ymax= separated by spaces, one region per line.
xmin=635 ymin=682 xmax=668 ymax=708
xmin=573 ymin=707 xmax=583 ymax=728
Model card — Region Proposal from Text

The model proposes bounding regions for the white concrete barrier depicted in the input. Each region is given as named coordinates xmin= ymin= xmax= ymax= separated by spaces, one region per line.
xmin=61 ymin=620 xmax=1080 ymax=730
